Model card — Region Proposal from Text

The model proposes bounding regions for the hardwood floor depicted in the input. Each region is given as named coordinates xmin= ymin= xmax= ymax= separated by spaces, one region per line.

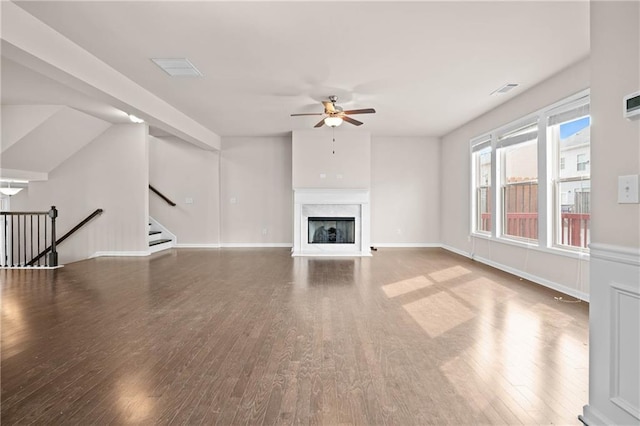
xmin=1 ymin=248 xmax=588 ymax=425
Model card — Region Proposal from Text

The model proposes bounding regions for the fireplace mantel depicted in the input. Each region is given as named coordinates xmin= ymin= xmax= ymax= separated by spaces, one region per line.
xmin=292 ymin=189 xmax=371 ymax=257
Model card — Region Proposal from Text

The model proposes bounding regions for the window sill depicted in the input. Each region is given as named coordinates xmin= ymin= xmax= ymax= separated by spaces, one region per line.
xmin=470 ymin=233 xmax=590 ymax=260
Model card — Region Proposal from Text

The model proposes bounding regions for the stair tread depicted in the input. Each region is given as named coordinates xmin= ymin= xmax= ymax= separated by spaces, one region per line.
xmin=149 ymin=238 xmax=172 ymax=247
xmin=149 ymin=230 xmax=161 ymax=235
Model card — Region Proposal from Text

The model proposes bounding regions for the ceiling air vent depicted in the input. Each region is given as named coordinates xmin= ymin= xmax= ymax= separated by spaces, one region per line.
xmin=491 ymin=83 xmax=519 ymax=95
xmin=151 ymin=58 xmax=202 ymax=77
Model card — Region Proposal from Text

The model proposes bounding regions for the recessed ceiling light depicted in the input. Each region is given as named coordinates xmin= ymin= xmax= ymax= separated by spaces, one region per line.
xmin=491 ymin=83 xmax=519 ymax=95
xmin=151 ymin=58 xmax=203 ymax=77
xmin=128 ymin=114 xmax=144 ymax=124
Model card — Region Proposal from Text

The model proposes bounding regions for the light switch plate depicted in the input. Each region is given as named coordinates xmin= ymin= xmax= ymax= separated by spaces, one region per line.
xmin=618 ymin=175 xmax=639 ymax=203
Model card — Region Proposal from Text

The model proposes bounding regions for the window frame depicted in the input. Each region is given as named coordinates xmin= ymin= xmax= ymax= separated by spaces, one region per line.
xmin=469 ymin=89 xmax=590 ymax=256
xmin=470 ymin=137 xmax=493 ymax=235
xmin=496 ymin=119 xmax=540 ymax=243
xmin=548 ymin=98 xmax=591 ymax=252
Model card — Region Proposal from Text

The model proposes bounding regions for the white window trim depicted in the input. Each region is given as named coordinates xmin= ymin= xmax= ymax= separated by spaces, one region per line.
xmin=469 ymin=88 xmax=590 ymax=256
xmin=470 ymin=134 xmax=492 ymax=236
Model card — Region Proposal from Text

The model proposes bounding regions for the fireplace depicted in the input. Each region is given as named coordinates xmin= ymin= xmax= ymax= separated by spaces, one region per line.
xmin=308 ymin=217 xmax=355 ymax=244
xmin=292 ymin=189 xmax=371 ymax=256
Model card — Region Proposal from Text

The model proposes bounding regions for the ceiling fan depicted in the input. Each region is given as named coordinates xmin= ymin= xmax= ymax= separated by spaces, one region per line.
xmin=291 ymin=95 xmax=376 ymax=128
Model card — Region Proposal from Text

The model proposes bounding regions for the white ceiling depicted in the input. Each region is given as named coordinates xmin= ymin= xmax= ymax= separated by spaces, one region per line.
xmin=1 ymin=58 xmax=131 ymax=124
xmin=11 ymin=1 xmax=590 ymax=138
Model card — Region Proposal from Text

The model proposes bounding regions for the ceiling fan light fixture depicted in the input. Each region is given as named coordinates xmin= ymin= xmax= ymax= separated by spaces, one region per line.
xmin=324 ymin=116 xmax=343 ymax=127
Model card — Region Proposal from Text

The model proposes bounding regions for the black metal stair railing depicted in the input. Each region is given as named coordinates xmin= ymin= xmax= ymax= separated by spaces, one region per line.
xmin=1 ymin=207 xmax=104 ymax=268
xmin=26 ymin=208 xmax=103 ymax=266
xmin=1 ymin=206 xmax=58 ymax=267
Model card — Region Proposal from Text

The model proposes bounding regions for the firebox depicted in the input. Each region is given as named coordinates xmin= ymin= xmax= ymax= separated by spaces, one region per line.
xmin=308 ymin=217 xmax=355 ymax=244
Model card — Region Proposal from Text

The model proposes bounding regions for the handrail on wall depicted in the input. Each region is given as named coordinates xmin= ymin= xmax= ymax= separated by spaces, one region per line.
xmin=149 ymin=185 xmax=177 ymax=207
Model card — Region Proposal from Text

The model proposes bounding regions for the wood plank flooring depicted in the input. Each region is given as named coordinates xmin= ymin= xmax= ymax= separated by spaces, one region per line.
xmin=1 ymin=248 xmax=589 ymax=425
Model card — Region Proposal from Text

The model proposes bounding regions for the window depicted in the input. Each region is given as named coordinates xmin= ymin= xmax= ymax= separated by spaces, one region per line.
xmin=472 ymin=143 xmax=492 ymax=233
xmin=577 ymin=153 xmax=589 ymax=171
xmin=498 ymin=122 xmax=538 ymax=241
xmin=548 ymin=105 xmax=590 ymax=249
xmin=469 ymin=90 xmax=590 ymax=253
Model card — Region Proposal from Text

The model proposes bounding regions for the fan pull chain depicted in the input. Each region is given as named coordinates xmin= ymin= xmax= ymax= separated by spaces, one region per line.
xmin=332 ymin=127 xmax=336 ymax=154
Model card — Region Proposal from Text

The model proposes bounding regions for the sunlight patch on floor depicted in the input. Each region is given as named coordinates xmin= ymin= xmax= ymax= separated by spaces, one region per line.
xmin=450 ymin=277 xmax=517 ymax=308
xmin=501 ymin=306 xmax=541 ymax=388
xmin=403 ymin=292 xmax=475 ymax=338
xmin=529 ymin=302 xmax=575 ymax=328
xmin=381 ymin=275 xmax=434 ymax=298
xmin=428 ymin=265 xmax=472 ymax=283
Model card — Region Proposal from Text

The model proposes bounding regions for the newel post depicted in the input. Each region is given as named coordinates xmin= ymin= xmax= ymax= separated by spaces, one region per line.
xmin=48 ymin=206 xmax=58 ymax=267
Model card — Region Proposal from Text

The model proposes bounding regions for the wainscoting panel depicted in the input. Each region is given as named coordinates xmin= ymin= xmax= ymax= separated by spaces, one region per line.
xmin=610 ymin=282 xmax=640 ymax=419
xmin=582 ymin=244 xmax=640 ymax=426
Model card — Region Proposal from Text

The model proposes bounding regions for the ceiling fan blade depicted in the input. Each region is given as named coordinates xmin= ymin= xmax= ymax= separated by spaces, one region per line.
xmin=322 ymin=101 xmax=336 ymax=114
xmin=291 ymin=113 xmax=323 ymax=116
xmin=341 ymin=116 xmax=363 ymax=126
xmin=342 ymin=108 xmax=376 ymax=115
xmin=314 ymin=119 xmax=325 ymax=128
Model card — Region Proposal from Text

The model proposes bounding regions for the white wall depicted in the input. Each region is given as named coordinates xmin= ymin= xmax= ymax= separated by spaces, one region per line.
xmin=220 ymin=136 xmax=292 ymax=245
xmin=583 ymin=2 xmax=640 ymax=425
xmin=225 ymin=132 xmax=439 ymax=248
xmin=371 ymin=136 xmax=440 ymax=245
xmin=440 ymin=58 xmax=591 ymax=299
xmin=10 ymin=124 xmax=149 ymax=263
xmin=292 ymin=129 xmax=371 ymax=189
xmin=1 ymin=106 xmax=111 ymax=176
xmin=149 ymin=135 xmax=220 ymax=246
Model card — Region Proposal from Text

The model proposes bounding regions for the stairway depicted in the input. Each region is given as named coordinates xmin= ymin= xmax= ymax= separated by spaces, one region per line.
xmin=148 ymin=219 xmax=174 ymax=253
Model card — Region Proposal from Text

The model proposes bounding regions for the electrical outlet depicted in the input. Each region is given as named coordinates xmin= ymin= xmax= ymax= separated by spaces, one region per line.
xmin=262 ymin=228 xmax=268 ymax=235
xmin=320 ymin=173 xmax=326 ymax=179
xmin=185 ymin=197 xmax=193 ymax=204
xmin=230 ymin=197 xmax=237 ymax=204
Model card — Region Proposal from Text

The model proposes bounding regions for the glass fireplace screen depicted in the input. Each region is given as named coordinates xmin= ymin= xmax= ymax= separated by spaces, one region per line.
xmin=308 ymin=217 xmax=355 ymax=244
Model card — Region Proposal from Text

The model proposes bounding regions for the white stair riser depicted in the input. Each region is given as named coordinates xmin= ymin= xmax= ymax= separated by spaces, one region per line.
xmin=148 ymin=232 xmax=164 ymax=243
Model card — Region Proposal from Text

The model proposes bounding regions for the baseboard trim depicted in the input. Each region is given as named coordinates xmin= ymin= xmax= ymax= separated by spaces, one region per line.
xmin=371 ymin=243 xmax=441 ymax=248
xmin=440 ymin=244 xmax=470 ymax=258
xmin=219 ymin=243 xmax=293 ymax=248
xmin=0 ymin=265 xmax=64 ymax=270
xmin=174 ymin=243 xmax=221 ymax=248
xmin=439 ymin=244 xmax=589 ymax=302
xmin=91 ymin=251 xmax=150 ymax=258
xmin=580 ymin=405 xmax=616 ymax=426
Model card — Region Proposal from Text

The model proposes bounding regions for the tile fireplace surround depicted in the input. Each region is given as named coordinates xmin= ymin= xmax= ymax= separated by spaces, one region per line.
xmin=292 ymin=189 xmax=371 ymax=257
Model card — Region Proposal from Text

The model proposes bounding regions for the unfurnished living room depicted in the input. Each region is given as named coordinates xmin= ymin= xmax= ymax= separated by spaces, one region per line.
xmin=1 ymin=1 xmax=639 ymax=425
